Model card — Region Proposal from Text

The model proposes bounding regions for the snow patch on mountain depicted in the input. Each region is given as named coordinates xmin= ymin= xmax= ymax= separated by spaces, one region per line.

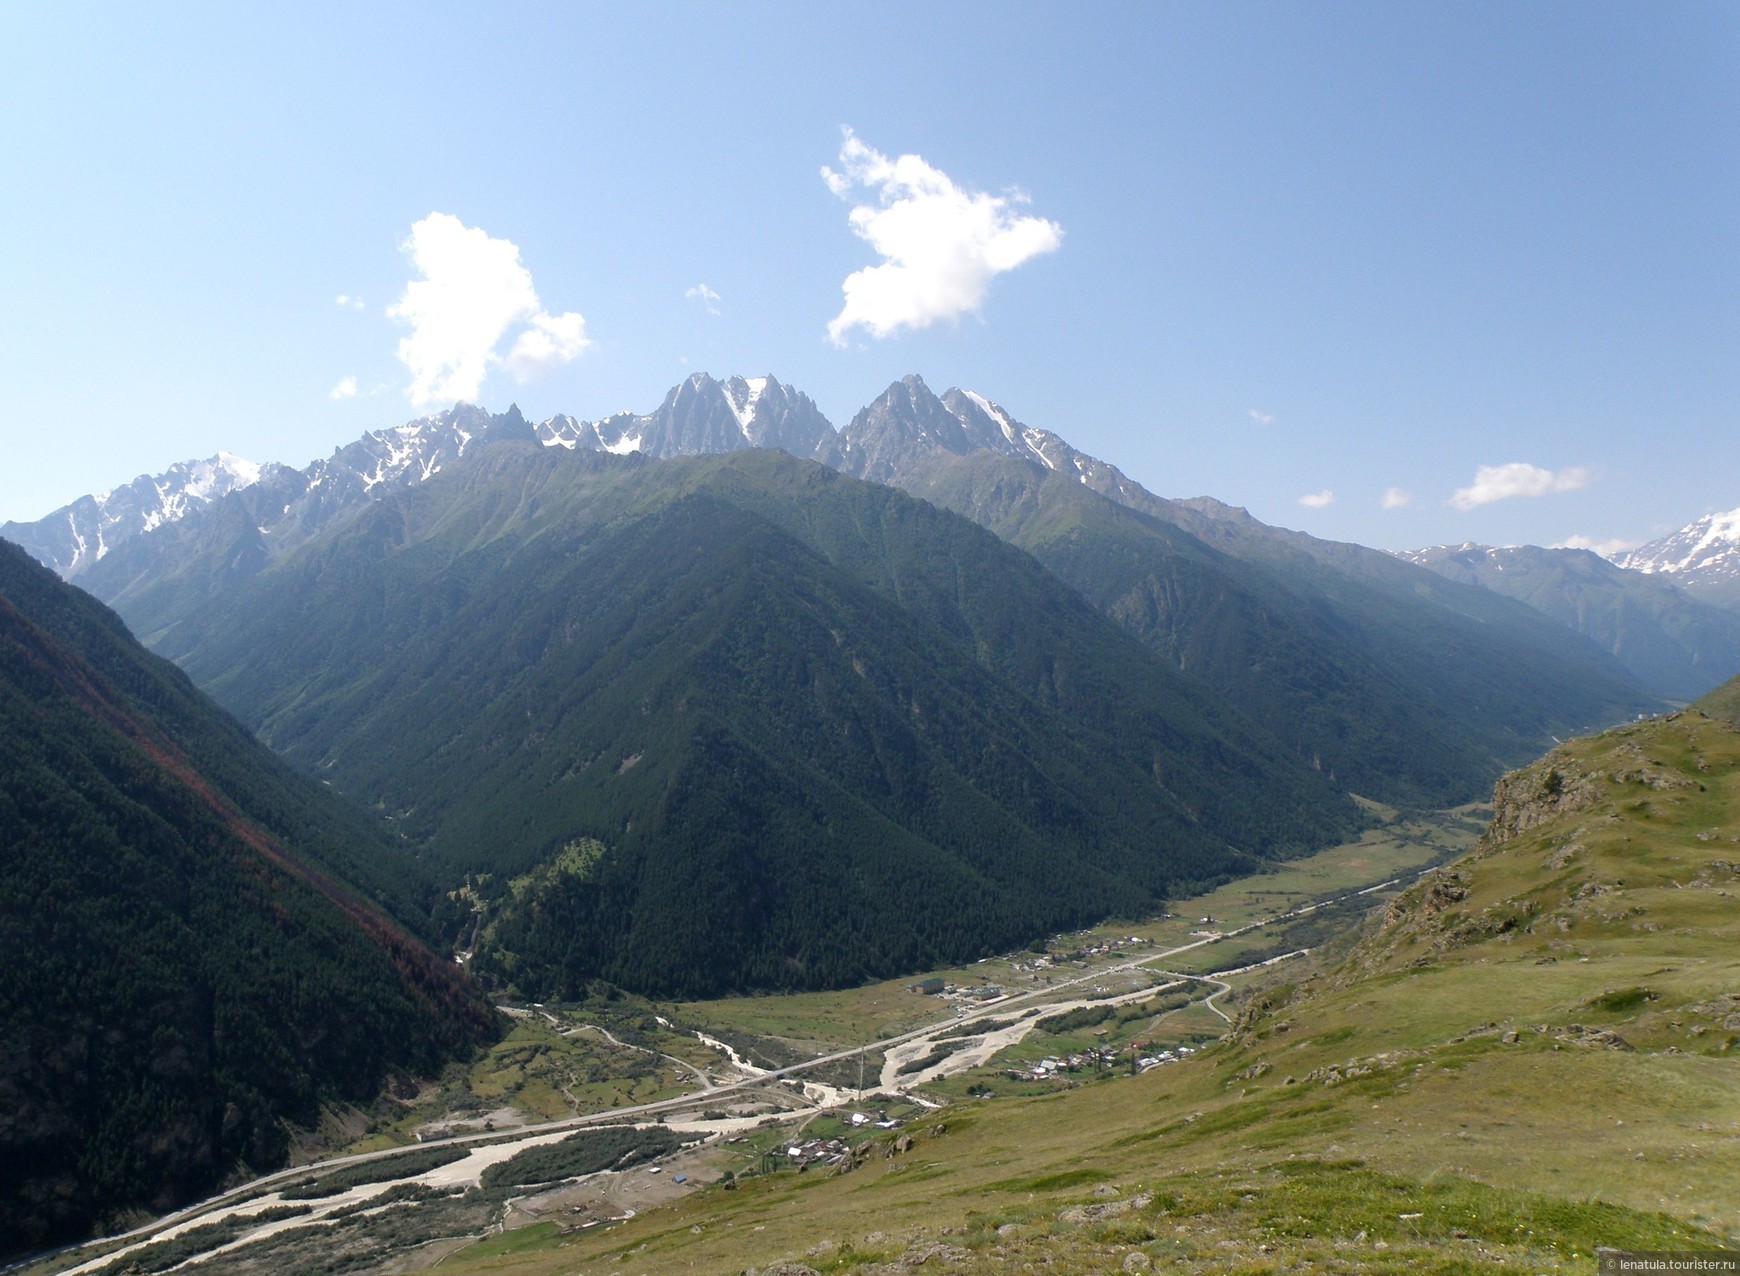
xmin=723 ymin=376 xmax=770 ymax=435
xmin=1618 ymin=507 xmax=1740 ymax=582
xmin=3 ymin=451 xmax=270 ymax=576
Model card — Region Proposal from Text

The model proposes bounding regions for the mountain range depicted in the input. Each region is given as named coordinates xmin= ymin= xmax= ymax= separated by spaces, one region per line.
xmin=20 ymin=373 xmax=1665 ymax=802
xmin=1 ymin=375 xmax=837 ymax=581
xmin=1396 ymin=541 xmax=1740 ymax=700
xmin=830 ymin=377 xmax=1662 ymax=801
xmin=0 ymin=371 xmax=1680 ymax=997
xmin=110 ymin=445 xmax=1366 ymax=998
xmin=18 ymin=370 xmax=1740 ymax=626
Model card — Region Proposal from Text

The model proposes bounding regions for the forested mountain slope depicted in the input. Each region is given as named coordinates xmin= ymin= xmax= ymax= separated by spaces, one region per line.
xmin=1398 ymin=541 xmax=1740 ymax=699
xmin=0 ymin=541 xmax=496 ymax=1259
xmin=139 ymin=445 xmax=1364 ymax=998
xmin=838 ymin=379 xmax=1659 ymax=804
xmin=56 ymin=373 xmax=1658 ymax=813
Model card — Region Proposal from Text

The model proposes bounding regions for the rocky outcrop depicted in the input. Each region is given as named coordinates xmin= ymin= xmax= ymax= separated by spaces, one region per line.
xmin=1485 ymin=752 xmax=1606 ymax=846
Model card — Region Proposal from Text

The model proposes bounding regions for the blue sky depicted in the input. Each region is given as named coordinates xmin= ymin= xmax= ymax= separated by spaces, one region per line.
xmin=3 ymin=2 xmax=1735 ymax=554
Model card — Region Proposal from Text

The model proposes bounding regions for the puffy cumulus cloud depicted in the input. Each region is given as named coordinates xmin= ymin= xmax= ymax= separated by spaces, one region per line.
xmin=822 ymin=128 xmax=1062 ymax=345
xmin=1450 ymin=462 xmax=1590 ymax=511
xmin=1381 ymin=486 xmax=1412 ymax=509
xmin=686 ymin=283 xmax=722 ymax=315
xmin=504 ymin=310 xmax=591 ymax=380
xmin=1248 ymin=408 xmax=1274 ymax=426
xmin=329 ymin=375 xmax=358 ymax=400
xmin=1299 ymin=489 xmax=1335 ymax=509
xmin=387 ymin=213 xmax=590 ymax=407
xmin=1553 ymin=534 xmax=1639 ymax=559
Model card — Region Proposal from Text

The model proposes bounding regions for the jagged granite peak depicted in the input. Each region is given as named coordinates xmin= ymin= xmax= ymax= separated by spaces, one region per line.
xmin=538 ymin=372 xmax=836 ymax=462
xmin=300 ymin=401 xmax=530 ymax=502
xmin=837 ymin=375 xmax=1162 ymax=508
xmin=1616 ymin=507 xmax=1740 ymax=605
xmin=835 ymin=375 xmax=974 ymax=483
xmin=1 ymin=451 xmax=282 ymax=577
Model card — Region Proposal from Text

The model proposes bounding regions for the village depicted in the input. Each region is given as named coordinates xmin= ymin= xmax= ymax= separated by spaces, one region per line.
xmin=1002 ymin=1041 xmax=1197 ymax=1084
xmin=910 ymin=932 xmax=1159 ymax=998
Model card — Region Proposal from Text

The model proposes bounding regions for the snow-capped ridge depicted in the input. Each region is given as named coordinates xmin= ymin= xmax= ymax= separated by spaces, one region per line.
xmin=1619 ymin=506 xmax=1740 ymax=575
xmin=1615 ymin=506 xmax=1740 ymax=605
xmin=4 ymin=450 xmax=272 ymax=576
xmin=532 ymin=372 xmax=833 ymax=462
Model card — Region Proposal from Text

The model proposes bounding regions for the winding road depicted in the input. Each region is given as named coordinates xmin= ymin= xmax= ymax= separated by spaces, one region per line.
xmin=33 ymin=871 xmax=1427 ymax=1276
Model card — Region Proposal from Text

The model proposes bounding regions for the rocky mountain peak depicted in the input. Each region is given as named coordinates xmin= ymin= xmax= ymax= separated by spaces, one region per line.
xmin=1617 ymin=507 xmax=1740 ymax=605
xmin=1 ymin=451 xmax=278 ymax=577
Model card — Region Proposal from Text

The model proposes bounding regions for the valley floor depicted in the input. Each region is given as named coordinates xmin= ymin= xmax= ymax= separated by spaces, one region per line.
xmin=20 ymin=805 xmax=1486 ymax=1276
xmin=46 ymin=780 xmax=1740 ymax=1275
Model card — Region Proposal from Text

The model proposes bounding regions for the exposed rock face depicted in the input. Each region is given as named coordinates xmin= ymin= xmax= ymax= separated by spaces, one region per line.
xmin=1486 ymin=752 xmax=1605 ymax=846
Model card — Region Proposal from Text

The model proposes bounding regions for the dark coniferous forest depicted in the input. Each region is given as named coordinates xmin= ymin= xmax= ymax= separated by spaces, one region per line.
xmin=143 ymin=446 xmax=1365 ymax=998
xmin=0 ymin=541 xmax=496 ymax=1257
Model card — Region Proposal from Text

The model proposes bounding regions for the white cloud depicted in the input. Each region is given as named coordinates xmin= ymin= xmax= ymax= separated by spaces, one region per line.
xmin=335 ymin=294 xmax=365 ymax=311
xmin=1553 ymin=534 xmax=1639 ymax=559
xmin=686 ymin=283 xmax=722 ymax=315
xmin=504 ymin=310 xmax=591 ymax=381
xmin=1450 ymin=462 xmax=1590 ymax=511
xmin=329 ymin=375 xmax=358 ymax=400
xmin=386 ymin=212 xmax=590 ymax=407
xmin=1381 ymin=487 xmax=1412 ymax=509
xmin=822 ymin=128 xmax=1062 ymax=345
xmin=1248 ymin=408 xmax=1274 ymax=426
xmin=1299 ymin=489 xmax=1335 ymax=509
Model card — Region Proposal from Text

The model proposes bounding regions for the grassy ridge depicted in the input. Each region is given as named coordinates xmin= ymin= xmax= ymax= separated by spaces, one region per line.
xmin=1695 ymin=670 xmax=1740 ymax=723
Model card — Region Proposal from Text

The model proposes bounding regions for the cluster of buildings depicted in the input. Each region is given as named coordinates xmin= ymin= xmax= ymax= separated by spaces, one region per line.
xmin=1005 ymin=1041 xmax=1200 ymax=1083
xmin=1133 ymin=1043 xmax=1198 ymax=1073
xmin=908 ymin=977 xmax=1005 ymax=1002
xmin=777 ymin=1137 xmax=851 ymax=1168
xmin=1005 ymin=1048 xmax=1120 ymax=1081
xmin=1005 ymin=935 xmax=1151 ymax=973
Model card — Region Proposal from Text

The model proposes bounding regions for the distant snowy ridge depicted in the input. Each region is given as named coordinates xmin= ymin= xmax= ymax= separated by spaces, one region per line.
xmin=3 ymin=375 xmax=837 ymax=580
xmin=1393 ymin=537 xmax=1740 ymax=699
xmin=1616 ymin=507 xmax=1740 ymax=603
xmin=1 ymin=406 xmax=523 ymax=578
xmin=536 ymin=373 xmax=833 ymax=462
xmin=1 ymin=452 xmax=276 ymax=577
xmin=1392 ymin=542 xmax=1525 ymax=572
